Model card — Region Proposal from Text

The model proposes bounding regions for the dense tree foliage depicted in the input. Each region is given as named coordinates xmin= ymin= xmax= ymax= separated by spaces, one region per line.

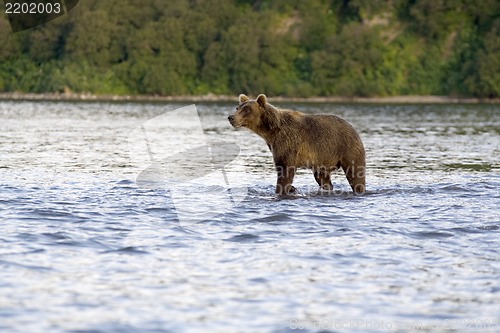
xmin=0 ymin=0 xmax=499 ymax=97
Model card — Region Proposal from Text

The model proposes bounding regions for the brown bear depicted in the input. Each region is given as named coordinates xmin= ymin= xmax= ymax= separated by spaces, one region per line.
xmin=228 ymin=94 xmax=366 ymax=195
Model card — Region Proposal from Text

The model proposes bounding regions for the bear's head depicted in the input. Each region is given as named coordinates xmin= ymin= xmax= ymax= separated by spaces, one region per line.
xmin=228 ymin=94 xmax=279 ymax=135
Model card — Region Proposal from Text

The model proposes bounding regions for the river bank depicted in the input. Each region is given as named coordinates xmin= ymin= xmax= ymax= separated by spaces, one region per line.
xmin=1 ymin=92 xmax=500 ymax=104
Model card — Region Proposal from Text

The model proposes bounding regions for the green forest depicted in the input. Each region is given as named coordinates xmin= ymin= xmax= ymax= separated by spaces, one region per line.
xmin=1 ymin=0 xmax=499 ymax=97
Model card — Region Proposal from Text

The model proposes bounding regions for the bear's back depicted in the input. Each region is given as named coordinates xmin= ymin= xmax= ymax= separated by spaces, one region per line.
xmin=287 ymin=113 xmax=364 ymax=165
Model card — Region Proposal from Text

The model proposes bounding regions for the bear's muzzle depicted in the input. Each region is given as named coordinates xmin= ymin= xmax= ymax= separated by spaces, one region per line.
xmin=228 ymin=115 xmax=239 ymax=127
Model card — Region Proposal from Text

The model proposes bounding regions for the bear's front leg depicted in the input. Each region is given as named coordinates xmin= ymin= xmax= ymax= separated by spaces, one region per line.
xmin=313 ymin=168 xmax=333 ymax=191
xmin=275 ymin=165 xmax=296 ymax=195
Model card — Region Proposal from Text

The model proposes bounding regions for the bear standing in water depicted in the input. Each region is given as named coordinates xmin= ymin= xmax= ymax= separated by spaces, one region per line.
xmin=228 ymin=94 xmax=366 ymax=195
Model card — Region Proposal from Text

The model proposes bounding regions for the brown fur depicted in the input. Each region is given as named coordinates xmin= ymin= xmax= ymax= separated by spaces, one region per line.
xmin=228 ymin=94 xmax=366 ymax=195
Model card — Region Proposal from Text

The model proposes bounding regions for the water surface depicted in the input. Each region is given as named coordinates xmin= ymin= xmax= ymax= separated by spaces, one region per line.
xmin=0 ymin=101 xmax=499 ymax=332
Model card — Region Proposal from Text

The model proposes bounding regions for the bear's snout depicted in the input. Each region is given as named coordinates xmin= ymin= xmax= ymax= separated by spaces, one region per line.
xmin=228 ymin=115 xmax=238 ymax=127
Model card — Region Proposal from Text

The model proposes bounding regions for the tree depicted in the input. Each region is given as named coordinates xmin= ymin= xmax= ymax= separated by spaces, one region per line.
xmin=311 ymin=23 xmax=387 ymax=96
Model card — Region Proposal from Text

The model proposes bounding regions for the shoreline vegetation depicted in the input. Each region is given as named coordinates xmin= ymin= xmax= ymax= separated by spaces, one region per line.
xmin=1 ymin=92 xmax=499 ymax=104
xmin=1 ymin=1 xmax=499 ymax=99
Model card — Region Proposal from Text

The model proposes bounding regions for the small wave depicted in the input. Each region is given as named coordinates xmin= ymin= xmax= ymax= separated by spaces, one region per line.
xmin=145 ymin=207 xmax=176 ymax=213
xmin=477 ymin=225 xmax=499 ymax=231
xmin=42 ymin=231 xmax=72 ymax=241
xmin=365 ymin=179 xmax=500 ymax=197
xmin=115 ymin=179 xmax=135 ymax=185
xmin=439 ymin=183 xmax=472 ymax=192
xmin=102 ymin=246 xmax=150 ymax=254
xmin=410 ymin=231 xmax=455 ymax=239
xmin=369 ymin=185 xmax=436 ymax=196
xmin=111 ymin=179 xmax=141 ymax=190
xmin=448 ymin=227 xmax=487 ymax=234
xmin=253 ymin=213 xmax=291 ymax=223
xmin=38 ymin=232 xmax=111 ymax=250
xmin=447 ymin=225 xmax=500 ymax=234
xmin=29 ymin=208 xmax=75 ymax=218
xmin=225 ymin=233 xmax=261 ymax=242
xmin=0 ymin=259 xmax=53 ymax=271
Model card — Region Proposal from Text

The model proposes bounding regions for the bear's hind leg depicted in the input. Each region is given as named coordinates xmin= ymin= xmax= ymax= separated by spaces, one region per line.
xmin=313 ymin=168 xmax=333 ymax=191
xmin=342 ymin=163 xmax=366 ymax=194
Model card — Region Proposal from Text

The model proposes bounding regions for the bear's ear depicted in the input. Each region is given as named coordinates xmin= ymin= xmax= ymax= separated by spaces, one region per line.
xmin=239 ymin=94 xmax=249 ymax=103
xmin=256 ymin=94 xmax=267 ymax=108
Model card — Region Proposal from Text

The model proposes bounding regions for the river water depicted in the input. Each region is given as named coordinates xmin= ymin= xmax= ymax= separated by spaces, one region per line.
xmin=0 ymin=100 xmax=499 ymax=333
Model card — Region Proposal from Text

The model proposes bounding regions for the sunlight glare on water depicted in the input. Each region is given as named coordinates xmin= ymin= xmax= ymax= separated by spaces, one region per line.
xmin=0 ymin=100 xmax=499 ymax=333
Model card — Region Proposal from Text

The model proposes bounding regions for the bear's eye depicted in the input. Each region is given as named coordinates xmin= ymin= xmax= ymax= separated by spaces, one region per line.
xmin=241 ymin=107 xmax=251 ymax=115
